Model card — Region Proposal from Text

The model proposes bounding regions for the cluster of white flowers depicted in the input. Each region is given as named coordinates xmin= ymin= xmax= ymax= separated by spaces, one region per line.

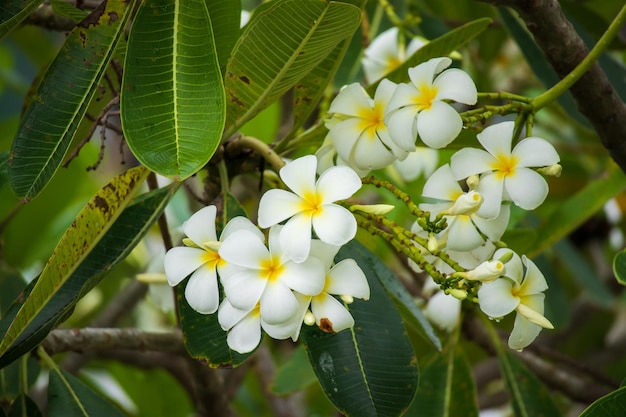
xmin=164 ymin=156 xmax=370 ymax=354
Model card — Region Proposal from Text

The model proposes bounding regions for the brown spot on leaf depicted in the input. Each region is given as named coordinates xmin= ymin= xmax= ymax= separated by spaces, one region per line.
xmin=239 ymin=75 xmax=250 ymax=84
xmin=230 ymin=94 xmax=244 ymax=107
xmin=77 ymin=0 xmax=107 ymax=28
xmin=108 ymin=11 xmax=119 ymax=24
xmin=93 ymin=195 xmax=109 ymax=212
xmin=79 ymin=31 xmax=87 ymax=47
xmin=319 ymin=318 xmax=335 ymax=333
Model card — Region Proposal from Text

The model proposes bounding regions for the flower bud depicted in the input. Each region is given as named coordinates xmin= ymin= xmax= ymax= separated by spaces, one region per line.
xmin=517 ymin=304 xmax=554 ymax=329
xmin=304 ymin=311 xmax=316 ymax=326
xmin=460 ymin=260 xmax=505 ymax=282
xmin=445 ymin=191 xmax=483 ymax=216
xmin=427 ymin=234 xmax=439 ymax=253
xmin=340 ymin=294 xmax=354 ymax=304
xmin=350 ymin=204 xmax=395 ymax=215
xmin=537 ymin=163 xmax=562 ymax=177
xmin=466 ymin=174 xmax=480 ymax=190
xmin=449 ymin=288 xmax=468 ymax=300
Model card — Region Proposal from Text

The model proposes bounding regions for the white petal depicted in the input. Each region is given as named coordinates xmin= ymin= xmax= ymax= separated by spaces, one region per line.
xmin=385 ymin=83 xmax=420 ymax=115
xmin=218 ymin=298 xmax=250 ymax=331
xmin=221 ymin=216 xmax=264 ymax=242
xmin=312 ymin=204 xmax=357 ymax=246
xmin=475 ymin=173 xmax=505 ymax=219
xmin=280 ymin=213 xmax=313 ymax=263
xmin=393 ymin=147 xmax=439 ymax=181
xmin=472 ymin=204 xmax=510 ymax=241
xmin=280 ymin=257 xmax=326 ymax=295
xmin=478 ymin=278 xmax=519 ymax=318
xmin=408 ymin=57 xmax=451 ymax=88
xmin=504 ymin=168 xmax=549 ymax=210
xmin=450 ymin=148 xmax=497 ymax=179
xmin=219 ymin=230 xmax=268 ymax=269
xmin=512 ymin=137 xmax=560 ymax=167
xmin=422 ymin=164 xmax=462 ymax=202
xmin=377 ymin=128 xmax=408 ymax=160
xmin=445 ymin=216 xmax=484 ymax=252
xmin=227 ymin=310 xmax=262 ymax=354
xmin=325 ymin=259 xmax=370 ymax=300
xmin=184 ymin=265 xmax=219 ymax=314
xmin=433 ymin=68 xmax=477 ymax=104
xmin=520 ymin=256 xmax=549 ymax=295
xmin=317 ymin=165 xmax=362 ymax=203
xmin=477 ymin=121 xmax=514 ymax=158
xmin=280 ymin=155 xmax=318 ymax=196
xmin=386 ymin=106 xmax=418 ymax=152
xmin=494 ymin=248 xmax=523 ymax=285
xmin=183 ymin=205 xmax=218 ymax=247
xmin=353 ymin=132 xmax=397 ymax=171
xmin=374 ymin=78 xmax=398 ymax=105
xmin=328 ymin=83 xmax=372 ymax=117
xmin=416 ymin=101 xmax=462 ymax=149
xmin=222 ymin=269 xmax=266 ymax=311
xmin=311 ymin=293 xmax=355 ymax=333
xmin=257 ymin=189 xmax=303 ymax=228
xmin=308 ymin=240 xmax=341 ymax=270
xmin=424 ymin=292 xmax=461 ymax=332
xmin=164 ymin=247 xmax=207 ymax=286
xmin=508 ymin=306 xmax=542 ymax=350
xmin=260 ymin=281 xmax=299 ymax=324
xmin=363 ymin=57 xmax=389 ymax=84
xmin=328 ymin=118 xmax=364 ymax=163
xmin=262 ymin=292 xmax=310 ymax=340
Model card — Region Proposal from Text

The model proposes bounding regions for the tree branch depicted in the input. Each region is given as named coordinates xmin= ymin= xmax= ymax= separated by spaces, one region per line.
xmin=479 ymin=0 xmax=626 ymax=173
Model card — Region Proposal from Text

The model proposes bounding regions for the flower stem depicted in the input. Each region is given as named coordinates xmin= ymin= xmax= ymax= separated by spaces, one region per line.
xmin=229 ymin=135 xmax=285 ymax=172
xmin=532 ymin=3 xmax=626 ymax=111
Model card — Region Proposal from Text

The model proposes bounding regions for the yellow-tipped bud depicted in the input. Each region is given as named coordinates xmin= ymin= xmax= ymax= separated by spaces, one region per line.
xmin=136 ymin=273 xmax=168 ymax=284
xmin=350 ymin=204 xmax=395 ymax=215
xmin=449 ymin=288 xmax=468 ymax=300
xmin=427 ymin=234 xmax=439 ymax=253
xmin=516 ymin=304 xmax=554 ymax=329
xmin=537 ymin=163 xmax=562 ymax=177
xmin=304 ymin=311 xmax=316 ymax=326
xmin=466 ymin=174 xmax=480 ymax=190
xmin=340 ymin=294 xmax=354 ymax=304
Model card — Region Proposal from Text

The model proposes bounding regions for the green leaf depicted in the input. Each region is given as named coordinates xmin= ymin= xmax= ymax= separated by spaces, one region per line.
xmin=177 ymin=193 xmax=253 ymax=367
xmin=529 ymin=163 xmax=626 ymax=257
xmin=48 ymin=368 xmax=126 ymax=417
xmin=8 ymin=0 xmax=134 ymax=200
xmin=613 ymin=250 xmax=626 ymax=286
xmin=498 ymin=349 xmax=562 ymax=417
xmin=50 ymin=0 xmax=89 ymax=23
xmin=0 ymin=167 xmax=150 ymax=366
xmin=121 ymin=0 xmax=225 ymax=180
xmin=8 ymin=394 xmax=42 ymax=417
xmin=370 ymin=250 xmax=441 ymax=351
xmin=271 ymin=344 xmax=317 ymax=395
xmin=580 ymin=386 xmax=626 ymax=416
xmin=223 ymin=0 xmax=361 ymax=137
xmin=406 ymin=347 xmax=478 ymax=417
xmin=368 ymin=18 xmax=492 ymax=91
xmin=301 ymin=241 xmax=419 ymax=417
xmin=0 ymin=0 xmax=44 ymax=40
xmin=0 ymin=269 xmax=24 ymax=317
xmin=0 ymin=151 xmax=9 ymax=191
xmin=203 ymin=0 xmax=241 ymax=71
xmin=0 ymin=357 xmax=40 ymax=399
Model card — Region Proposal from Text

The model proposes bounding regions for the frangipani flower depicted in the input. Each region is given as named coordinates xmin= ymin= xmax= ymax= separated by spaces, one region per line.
xmin=478 ymin=249 xmax=553 ymax=350
xmin=385 ymin=57 xmax=477 ymax=150
xmin=420 ymin=164 xmax=510 ymax=252
xmin=306 ymin=241 xmax=370 ymax=333
xmin=257 ymin=155 xmax=362 ymax=262
xmin=362 ymin=27 xmax=428 ymax=83
xmin=315 ymin=136 xmax=370 ymax=178
xmin=163 ymin=206 xmax=260 ymax=314
xmin=218 ymin=225 xmax=325 ymax=325
xmin=450 ymin=121 xmax=560 ymax=218
xmin=422 ymin=277 xmax=461 ymax=332
xmin=392 ymin=146 xmax=439 ymax=182
xmin=326 ymin=79 xmax=406 ymax=167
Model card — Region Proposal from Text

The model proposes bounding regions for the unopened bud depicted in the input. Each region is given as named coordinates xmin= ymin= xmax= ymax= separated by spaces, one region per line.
xmin=517 ymin=304 xmax=554 ymax=329
xmin=136 ymin=273 xmax=168 ymax=284
xmin=350 ymin=204 xmax=395 ymax=215
xmin=203 ymin=240 xmax=221 ymax=251
xmin=304 ymin=311 xmax=316 ymax=326
xmin=445 ymin=191 xmax=483 ymax=216
xmin=449 ymin=288 xmax=468 ymax=300
xmin=466 ymin=175 xmax=480 ymax=190
xmin=427 ymin=234 xmax=439 ymax=253
xmin=340 ymin=294 xmax=354 ymax=304
xmin=460 ymin=260 xmax=505 ymax=282
xmin=498 ymin=250 xmax=514 ymax=264
xmin=182 ymin=237 xmax=198 ymax=248
xmin=537 ymin=163 xmax=562 ymax=177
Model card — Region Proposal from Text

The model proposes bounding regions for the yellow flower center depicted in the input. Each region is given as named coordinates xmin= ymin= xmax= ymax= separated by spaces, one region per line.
xmin=356 ymin=102 xmax=386 ymax=139
xmin=384 ymin=56 xmax=403 ymax=74
xmin=492 ymin=153 xmax=518 ymax=178
xmin=413 ymin=83 xmax=439 ymax=111
xmin=260 ymin=256 xmax=285 ymax=282
xmin=202 ymin=250 xmax=224 ymax=268
xmin=300 ymin=190 xmax=324 ymax=216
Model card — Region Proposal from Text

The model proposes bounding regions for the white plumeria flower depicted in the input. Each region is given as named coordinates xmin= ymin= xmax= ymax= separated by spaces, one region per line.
xmin=217 ymin=292 xmax=310 ymax=354
xmin=304 ymin=241 xmax=370 ymax=333
xmin=420 ymin=164 xmax=510 ymax=252
xmin=326 ymin=79 xmax=406 ymax=167
xmin=218 ymin=225 xmax=325 ymax=325
xmin=450 ymin=121 xmax=560 ymax=219
xmin=385 ymin=57 xmax=477 ymax=150
xmin=163 ymin=206 xmax=260 ymax=314
xmin=362 ymin=27 xmax=428 ymax=83
xmin=257 ymin=155 xmax=362 ymax=262
xmin=422 ymin=277 xmax=462 ymax=332
xmin=392 ymin=146 xmax=439 ymax=182
xmin=315 ymin=135 xmax=371 ymax=178
xmin=478 ymin=249 xmax=553 ymax=350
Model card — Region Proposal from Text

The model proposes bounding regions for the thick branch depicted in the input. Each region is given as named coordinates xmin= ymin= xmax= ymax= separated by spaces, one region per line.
xmin=43 ymin=328 xmax=186 ymax=355
xmin=480 ymin=0 xmax=626 ymax=172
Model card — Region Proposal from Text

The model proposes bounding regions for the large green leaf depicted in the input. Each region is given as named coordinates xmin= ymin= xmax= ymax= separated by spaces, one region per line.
xmin=0 ymin=167 xmax=149 ymax=366
xmin=223 ymin=0 xmax=361 ymax=137
xmin=7 ymin=394 xmax=42 ymax=417
xmin=8 ymin=0 xmax=134 ymax=200
xmin=177 ymin=193 xmax=253 ymax=367
xmin=301 ymin=241 xmax=419 ymax=417
xmin=48 ymin=368 xmax=126 ymax=417
xmin=271 ymin=344 xmax=317 ymax=395
xmin=368 ymin=18 xmax=492 ymax=91
xmin=203 ymin=0 xmax=241 ymax=71
xmin=121 ymin=0 xmax=225 ymax=180
xmin=529 ymin=163 xmax=626 ymax=257
xmin=406 ymin=346 xmax=478 ymax=416
xmin=498 ymin=349 xmax=562 ymax=417
xmin=579 ymin=385 xmax=626 ymax=417
xmin=0 ymin=183 xmax=177 ymax=369
xmin=0 ymin=0 xmax=44 ymax=40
